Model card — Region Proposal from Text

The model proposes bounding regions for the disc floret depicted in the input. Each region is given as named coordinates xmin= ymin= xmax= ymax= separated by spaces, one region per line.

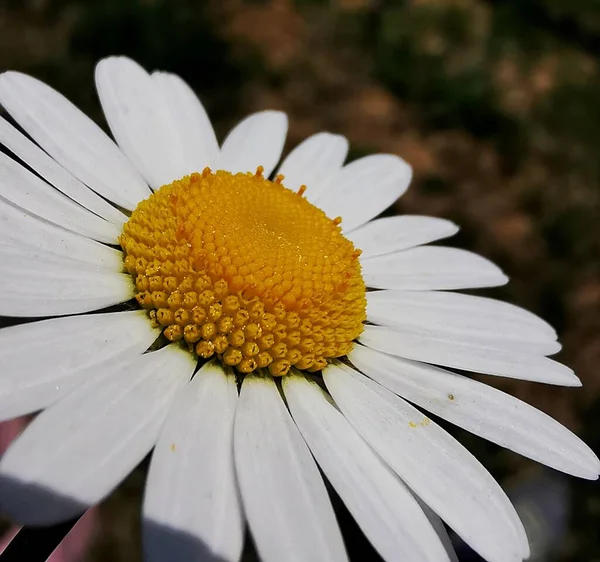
xmin=120 ymin=168 xmax=366 ymax=376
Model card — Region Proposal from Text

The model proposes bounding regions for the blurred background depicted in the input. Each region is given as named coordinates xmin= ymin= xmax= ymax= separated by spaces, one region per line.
xmin=0 ymin=0 xmax=599 ymax=560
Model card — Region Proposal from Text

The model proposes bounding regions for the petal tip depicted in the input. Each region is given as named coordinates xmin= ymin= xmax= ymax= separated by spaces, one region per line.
xmin=271 ymin=110 xmax=289 ymax=127
xmin=95 ymin=55 xmax=143 ymax=77
xmin=447 ymin=221 xmax=460 ymax=236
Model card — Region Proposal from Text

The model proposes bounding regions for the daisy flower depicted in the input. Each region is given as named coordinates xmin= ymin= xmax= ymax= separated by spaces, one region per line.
xmin=0 ymin=56 xmax=597 ymax=562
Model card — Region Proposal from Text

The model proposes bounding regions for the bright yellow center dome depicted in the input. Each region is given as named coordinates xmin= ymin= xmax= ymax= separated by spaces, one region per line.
xmin=120 ymin=168 xmax=366 ymax=376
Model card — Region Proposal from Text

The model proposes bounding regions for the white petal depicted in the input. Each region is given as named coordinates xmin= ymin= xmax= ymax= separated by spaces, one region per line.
xmin=234 ymin=375 xmax=347 ymax=562
xmin=347 ymin=215 xmax=459 ymax=258
xmin=0 ymin=246 xmax=133 ymax=317
xmin=0 ymin=70 xmax=149 ymax=210
xmin=367 ymin=295 xmax=559 ymax=356
xmin=95 ymin=57 xmax=186 ymax=190
xmin=0 ymin=345 xmax=195 ymax=525
xmin=0 ymin=311 xmax=159 ymax=421
xmin=315 ymin=154 xmax=412 ymax=232
xmin=359 ymin=324 xmax=580 ymax=386
xmin=276 ymin=132 xmax=348 ymax=202
xmin=283 ymin=374 xmax=451 ymax=562
xmin=151 ymin=71 xmax=219 ymax=176
xmin=0 ymin=116 xmax=127 ymax=225
xmin=0 ymin=151 xmax=120 ymax=244
xmin=362 ymin=247 xmax=508 ymax=290
xmin=367 ymin=290 xmax=557 ymax=342
xmin=144 ymin=361 xmax=243 ymax=562
xmin=350 ymin=346 xmax=600 ymax=480
xmin=217 ymin=111 xmax=288 ymax=177
xmin=323 ymin=362 xmax=529 ymax=562
xmin=0 ymin=243 xmax=116 ymax=273
xmin=0 ymin=198 xmax=123 ymax=270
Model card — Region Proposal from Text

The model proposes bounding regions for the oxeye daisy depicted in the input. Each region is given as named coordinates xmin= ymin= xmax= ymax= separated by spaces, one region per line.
xmin=0 ymin=55 xmax=597 ymax=562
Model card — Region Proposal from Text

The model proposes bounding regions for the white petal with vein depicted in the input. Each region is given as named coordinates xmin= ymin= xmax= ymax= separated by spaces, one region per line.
xmin=0 ymin=345 xmax=195 ymax=525
xmin=0 ymin=151 xmax=120 ymax=243
xmin=144 ymin=361 xmax=243 ymax=562
xmin=0 ymin=70 xmax=149 ymax=210
xmin=276 ymin=132 xmax=348 ymax=202
xmin=152 ymin=71 xmax=219 ymax=176
xmin=362 ymin=247 xmax=508 ymax=290
xmin=359 ymin=324 xmax=580 ymax=386
xmin=0 ymin=117 xmax=126 ymax=225
xmin=350 ymin=345 xmax=600 ymax=480
xmin=0 ymin=245 xmax=132 ymax=317
xmin=0 ymin=199 xmax=122 ymax=269
xmin=234 ymin=375 xmax=347 ymax=562
xmin=217 ymin=111 xmax=288 ymax=177
xmin=0 ymin=311 xmax=159 ymax=421
xmin=0 ymin=244 xmax=116 ymax=274
xmin=347 ymin=215 xmax=458 ymax=258
xmin=367 ymin=295 xmax=559 ymax=356
xmin=367 ymin=290 xmax=557 ymax=342
xmin=283 ymin=374 xmax=450 ymax=562
xmin=323 ymin=362 xmax=529 ymax=562
xmin=95 ymin=57 xmax=185 ymax=189
xmin=315 ymin=154 xmax=412 ymax=232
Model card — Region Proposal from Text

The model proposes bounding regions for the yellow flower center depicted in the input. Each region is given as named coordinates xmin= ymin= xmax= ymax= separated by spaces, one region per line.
xmin=120 ymin=168 xmax=366 ymax=376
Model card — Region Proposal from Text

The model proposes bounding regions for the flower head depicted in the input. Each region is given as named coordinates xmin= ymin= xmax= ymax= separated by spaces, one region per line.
xmin=0 ymin=56 xmax=597 ymax=562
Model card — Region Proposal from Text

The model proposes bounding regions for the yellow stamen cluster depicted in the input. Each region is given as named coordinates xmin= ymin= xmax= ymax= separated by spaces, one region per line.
xmin=120 ymin=168 xmax=366 ymax=376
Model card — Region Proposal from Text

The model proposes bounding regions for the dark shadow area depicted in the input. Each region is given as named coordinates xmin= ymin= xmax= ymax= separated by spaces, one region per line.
xmin=143 ymin=519 xmax=231 ymax=562
xmin=570 ymin=396 xmax=600 ymax=559
xmin=324 ymin=477 xmax=384 ymax=562
xmin=0 ymin=475 xmax=237 ymax=562
xmin=0 ymin=477 xmax=88 ymax=561
xmin=482 ymin=0 xmax=600 ymax=58
xmin=68 ymin=0 xmax=246 ymax=135
xmin=451 ymin=469 xmax=571 ymax=561
xmin=0 ymin=476 xmax=88 ymax=529
xmin=0 ymin=517 xmax=79 ymax=562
